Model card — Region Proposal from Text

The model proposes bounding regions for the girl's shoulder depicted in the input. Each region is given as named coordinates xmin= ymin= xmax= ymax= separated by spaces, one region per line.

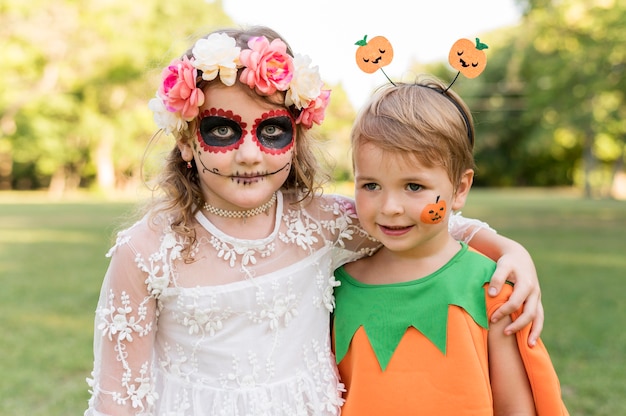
xmin=289 ymin=191 xmax=356 ymax=219
xmin=106 ymin=213 xmax=173 ymax=257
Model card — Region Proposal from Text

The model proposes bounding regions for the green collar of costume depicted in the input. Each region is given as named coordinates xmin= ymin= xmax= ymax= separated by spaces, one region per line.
xmin=333 ymin=243 xmax=496 ymax=371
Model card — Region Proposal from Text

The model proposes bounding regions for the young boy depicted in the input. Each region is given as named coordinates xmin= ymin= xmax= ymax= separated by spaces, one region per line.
xmin=332 ymin=78 xmax=569 ymax=415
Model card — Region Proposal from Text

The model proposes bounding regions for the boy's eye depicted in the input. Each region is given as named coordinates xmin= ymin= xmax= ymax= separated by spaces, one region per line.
xmin=363 ymin=183 xmax=380 ymax=191
xmin=255 ymin=116 xmax=294 ymax=150
xmin=407 ymin=183 xmax=422 ymax=192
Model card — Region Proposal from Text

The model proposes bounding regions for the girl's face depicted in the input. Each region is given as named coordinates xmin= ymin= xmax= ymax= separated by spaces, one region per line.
xmin=353 ymin=142 xmax=472 ymax=256
xmin=180 ymin=83 xmax=294 ymax=211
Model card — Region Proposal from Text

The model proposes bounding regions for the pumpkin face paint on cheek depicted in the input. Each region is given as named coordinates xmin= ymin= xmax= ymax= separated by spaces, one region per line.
xmin=197 ymin=108 xmax=294 ymax=154
xmin=420 ymin=195 xmax=447 ymax=224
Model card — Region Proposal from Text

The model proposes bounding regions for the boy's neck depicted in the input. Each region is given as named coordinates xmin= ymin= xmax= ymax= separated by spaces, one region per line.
xmin=349 ymin=234 xmax=462 ymax=285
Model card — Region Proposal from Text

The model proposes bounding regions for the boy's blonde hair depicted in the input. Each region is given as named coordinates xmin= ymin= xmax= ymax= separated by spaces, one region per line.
xmin=351 ymin=76 xmax=475 ymax=190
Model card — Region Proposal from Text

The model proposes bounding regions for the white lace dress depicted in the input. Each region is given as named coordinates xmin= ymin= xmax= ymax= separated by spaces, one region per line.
xmin=85 ymin=191 xmax=489 ymax=416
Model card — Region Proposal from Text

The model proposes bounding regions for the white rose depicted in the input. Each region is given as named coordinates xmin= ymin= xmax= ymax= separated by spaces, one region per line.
xmin=148 ymin=96 xmax=186 ymax=135
xmin=192 ymin=33 xmax=241 ymax=86
xmin=286 ymin=54 xmax=322 ymax=109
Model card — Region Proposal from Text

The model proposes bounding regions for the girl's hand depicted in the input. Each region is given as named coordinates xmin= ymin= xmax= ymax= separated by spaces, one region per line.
xmin=466 ymin=228 xmax=544 ymax=347
xmin=488 ymin=246 xmax=543 ymax=347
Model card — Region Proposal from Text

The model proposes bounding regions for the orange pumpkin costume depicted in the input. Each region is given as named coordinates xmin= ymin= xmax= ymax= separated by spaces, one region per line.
xmin=333 ymin=243 xmax=568 ymax=415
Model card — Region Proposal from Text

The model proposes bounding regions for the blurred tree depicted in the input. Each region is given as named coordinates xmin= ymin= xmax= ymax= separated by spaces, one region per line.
xmin=418 ymin=0 xmax=626 ymax=197
xmin=318 ymin=85 xmax=357 ymax=183
xmin=4 ymin=0 xmax=623 ymax=197
xmin=1 ymin=0 xmax=232 ymax=195
xmin=517 ymin=0 xmax=626 ymax=197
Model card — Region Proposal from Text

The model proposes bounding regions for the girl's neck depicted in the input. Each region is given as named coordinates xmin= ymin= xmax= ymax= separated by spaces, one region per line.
xmin=201 ymin=191 xmax=281 ymax=240
xmin=203 ymin=192 xmax=277 ymax=221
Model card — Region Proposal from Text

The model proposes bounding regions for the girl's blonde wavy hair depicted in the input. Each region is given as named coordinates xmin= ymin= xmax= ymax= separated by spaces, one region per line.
xmin=141 ymin=26 xmax=331 ymax=256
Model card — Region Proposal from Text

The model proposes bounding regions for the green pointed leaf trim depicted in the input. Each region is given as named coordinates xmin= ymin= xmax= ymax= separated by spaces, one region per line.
xmin=334 ymin=243 xmax=495 ymax=371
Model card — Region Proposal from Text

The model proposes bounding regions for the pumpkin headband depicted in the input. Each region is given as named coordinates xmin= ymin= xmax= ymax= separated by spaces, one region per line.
xmin=355 ymin=35 xmax=490 ymax=145
xmin=149 ymin=32 xmax=331 ymax=136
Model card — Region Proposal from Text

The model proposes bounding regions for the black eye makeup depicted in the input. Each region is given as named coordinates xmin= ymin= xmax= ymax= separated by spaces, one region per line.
xmin=195 ymin=108 xmax=294 ymax=154
xmin=253 ymin=110 xmax=295 ymax=154
xmin=196 ymin=109 xmax=248 ymax=153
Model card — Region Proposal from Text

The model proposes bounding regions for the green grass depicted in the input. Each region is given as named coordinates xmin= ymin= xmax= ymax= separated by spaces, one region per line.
xmin=0 ymin=194 xmax=135 ymax=415
xmin=1 ymin=188 xmax=625 ymax=415
xmin=461 ymin=188 xmax=626 ymax=416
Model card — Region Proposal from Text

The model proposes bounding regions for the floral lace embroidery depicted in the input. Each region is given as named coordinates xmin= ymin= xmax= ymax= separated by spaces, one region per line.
xmin=279 ymin=210 xmax=321 ymax=250
xmin=205 ymin=196 xmax=369 ymax=269
xmin=89 ymin=199 xmax=365 ymax=415
xmin=88 ymin=290 xmax=157 ymax=412
xmin=209 ymin=235 xmax=276 ymax=267
xmin=159 ymin=342 xmax=194 ymax=381
xmin=179 ymin=296 xmax=233 ymax=337
xmin=302 ymin=338 xmax=346 ymax=411
xmin=88 ymin=225 xmax=190 ymax=413
xmin=248 ymin=277 xmax=299 ymax=330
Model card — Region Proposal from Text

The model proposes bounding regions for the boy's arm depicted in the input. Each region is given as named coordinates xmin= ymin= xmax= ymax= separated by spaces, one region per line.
xmin=469 ymin=229 xmax=544 ymax=346
xmin=488 ymin=316 xmax=537 ymax=416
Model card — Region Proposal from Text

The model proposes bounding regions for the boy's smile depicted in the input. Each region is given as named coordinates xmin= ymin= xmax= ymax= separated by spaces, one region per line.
xmin=353 ymin=142 xmax=460 ymax=256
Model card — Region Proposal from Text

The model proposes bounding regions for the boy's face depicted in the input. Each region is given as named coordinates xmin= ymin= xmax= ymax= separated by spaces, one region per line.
xmin=178 ymin=83 xmax=294 ymax=212
xmin=353 ymin=142 xmax=472 ymax=255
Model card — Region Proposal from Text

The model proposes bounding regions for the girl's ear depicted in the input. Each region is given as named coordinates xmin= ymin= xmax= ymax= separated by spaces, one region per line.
xmin=177 ymin=141 xmax=194 ymax=162
xmin=452 ymin=169 xmax=474 ymax=211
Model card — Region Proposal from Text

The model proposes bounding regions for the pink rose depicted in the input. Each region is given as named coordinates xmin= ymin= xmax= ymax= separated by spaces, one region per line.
xmin=296 ymin=89 xmax=331 ymax=128
xmin=158 ymin=56 xmax=205 ymax=121
xmin=239 ymin=37 xmax=294 ymax=95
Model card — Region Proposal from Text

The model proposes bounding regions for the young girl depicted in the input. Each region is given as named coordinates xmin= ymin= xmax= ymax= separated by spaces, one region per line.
xmin=333 ymin=79 xmax=568 ymax=415
xmin=85 ymin=26 xmax=545 ymax=415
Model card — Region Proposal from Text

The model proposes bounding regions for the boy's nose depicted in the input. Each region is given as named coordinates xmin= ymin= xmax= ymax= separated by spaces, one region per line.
xmin=380 ymin=193 xmax=404 ymax=216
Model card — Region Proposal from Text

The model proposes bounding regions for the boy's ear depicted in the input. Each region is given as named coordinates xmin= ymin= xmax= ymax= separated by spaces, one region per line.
xmin=452 ymin=169 xmax=474 ymax=210
xmin=177 ymin=141 xmax=194 ymax=162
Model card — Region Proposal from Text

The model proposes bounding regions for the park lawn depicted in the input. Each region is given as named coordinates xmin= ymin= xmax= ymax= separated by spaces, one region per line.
xmin=0 ymin=196 xmax=134 ymax=415
xmin=0 ymin=188 xmax=625 ymax=415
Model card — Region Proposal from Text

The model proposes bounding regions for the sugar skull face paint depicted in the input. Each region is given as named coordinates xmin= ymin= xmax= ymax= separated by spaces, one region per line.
xmin=197 ymin=108 xmax=247 ymax=153
xmin=252 ymin=109 xmax=295 ymax=154
xmin=197 ymin=108 xmax=294 ymax=154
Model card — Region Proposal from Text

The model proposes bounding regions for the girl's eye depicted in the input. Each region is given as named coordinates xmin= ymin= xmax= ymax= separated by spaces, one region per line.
xmin=213 ymin=126 xmax=235 ymax=138
xmin=255 ymin=116 xmax=294 ymax=150
xmin=363 ymin=183 xmax=380 ymax=191
xmin=407 ymin=183 xmax=422 ymax=192
xmin=198 ymin=116 xmax=243 ymax=147
xmin=261 ymin=125 xmax=279 ymax=136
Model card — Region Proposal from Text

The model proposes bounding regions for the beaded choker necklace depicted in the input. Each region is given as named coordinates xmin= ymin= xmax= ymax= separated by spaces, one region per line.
xmin=203 ymin=192 xmax=277 ymax=221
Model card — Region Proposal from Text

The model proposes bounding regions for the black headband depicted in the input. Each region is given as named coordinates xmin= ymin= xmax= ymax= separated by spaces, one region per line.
xmin=387 ymin=78 xmax=474 ymax=146
xmin=420 ymin=84 xmax=474 ymax=146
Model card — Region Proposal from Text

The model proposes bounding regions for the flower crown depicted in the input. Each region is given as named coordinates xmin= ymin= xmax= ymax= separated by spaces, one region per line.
xmin=149 ymin=32 xmax=331 ymax=136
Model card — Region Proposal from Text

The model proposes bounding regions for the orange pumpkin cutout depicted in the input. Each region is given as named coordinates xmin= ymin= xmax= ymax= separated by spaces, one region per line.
xmin=448 ymin=38 xmax=488 ymax=79
xmin=355 ymin=35 xmax=394 ymax=74
xmin=420 ymin=195 xmax=446 ymax=224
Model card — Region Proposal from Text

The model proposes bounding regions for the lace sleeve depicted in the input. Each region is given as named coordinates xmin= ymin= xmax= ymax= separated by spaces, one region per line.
xmin=448 ymin=211 xmax=496 ymax=243
xmin=85 ymin=230 xmax=159 ymax=416
xmin=318 ymin=195 xmax=381 ymax=268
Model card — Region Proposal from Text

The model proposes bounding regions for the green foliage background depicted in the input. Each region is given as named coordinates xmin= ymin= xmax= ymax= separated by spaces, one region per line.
xmin=1 ymin=0 xmax=625 ymax=197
